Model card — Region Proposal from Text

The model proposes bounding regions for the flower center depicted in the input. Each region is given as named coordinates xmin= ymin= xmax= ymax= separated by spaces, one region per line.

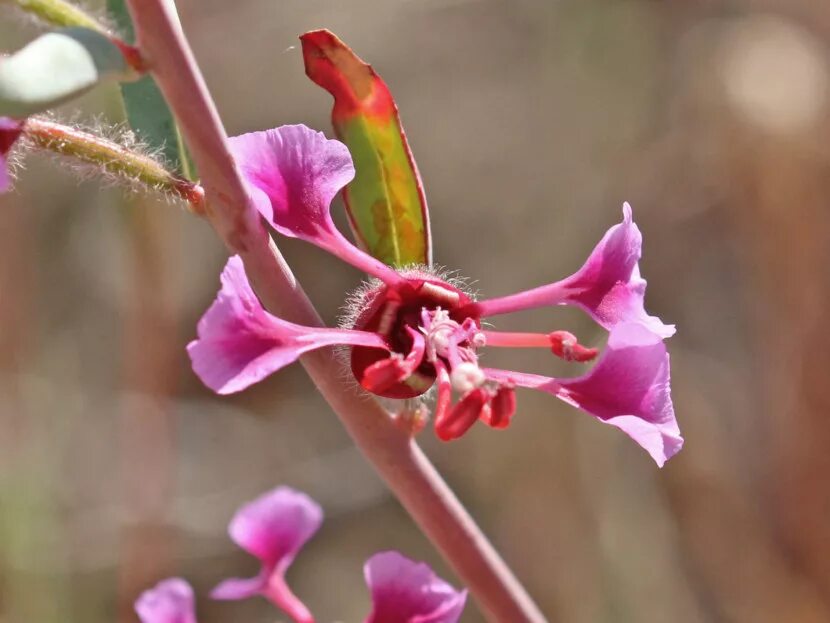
xmin=349 ymin=274 xmax=480 ymax=399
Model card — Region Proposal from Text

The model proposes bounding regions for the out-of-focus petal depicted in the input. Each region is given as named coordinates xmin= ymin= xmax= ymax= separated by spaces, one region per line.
xmin=485 ymin=322 xmax=682 ymax=466
xmin=364 ymin=551 xmax=467 ymax=623
xmin=211 ymin=487 xmax=320 ymax=623
xmin=228 ymin=124 xmax=404 ymax=284
xmin=187 ymin=256 xmax=388 ymax=394
xmin=210 ymin=572 xmax=268 ymax=601
xmin=135 ymin=578 xmax=198 ymax=623
xmin=227 ymin=486 xmax=323 ymax=569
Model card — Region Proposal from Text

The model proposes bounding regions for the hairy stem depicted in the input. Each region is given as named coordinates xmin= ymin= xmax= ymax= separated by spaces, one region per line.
xmin=24 ymin=118 xmax=203 ymax=208
xmin=8 ymin=0 xmax=109 ymax=32
xmin=122 ymin=1 xmax=547 ymax=621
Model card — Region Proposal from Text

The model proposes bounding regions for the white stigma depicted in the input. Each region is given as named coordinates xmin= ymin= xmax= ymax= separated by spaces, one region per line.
xmin=450 ymin=362 xmax=486 ymax=393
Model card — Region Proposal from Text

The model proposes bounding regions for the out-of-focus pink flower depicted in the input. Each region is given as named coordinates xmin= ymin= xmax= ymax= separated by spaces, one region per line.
xmin=0 ymin=117 xmax=24 ymax=193
xmin=135 ymin=578 xmax=198 ymax=623
xmin=137 ymin=488 xmax=466 ymax=623
xmin=364 ymin=551 xmax=467 ymax=623
xmin=211 ymin=487 xmax=322 ymax=623
xmin=187 ymin=123 xmax=682 ymax=465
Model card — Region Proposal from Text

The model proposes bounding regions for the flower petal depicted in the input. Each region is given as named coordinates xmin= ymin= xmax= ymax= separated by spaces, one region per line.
xmin=187 ymin=256 xmax=388 ymax=394
xmin=227 ymin=486 xmax=322 ymax=570
xmin=210 ymin=571 xmax=268 ymax=600
xmin=472 ymin=204 xmax=674 ymax=337
xmin=364 ymin=551 xmax=467 ymax=623
xmin=559 ymin=205 xmax=674 ymax=337
xmin=0 ymin=117 xmax=24 ymax=193
xmin=228 ymin=124 xmax=404 ymax=284
xmin=135 ymin=578 xmax=198 ymax=623
xmin=212 ymin=487 xmax=320 ymax=622
xmin=485 ymin=322 xmax=682 ymax=466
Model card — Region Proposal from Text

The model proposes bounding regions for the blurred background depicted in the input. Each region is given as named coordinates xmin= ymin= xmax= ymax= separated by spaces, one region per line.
xmin=2 ymin=0 xmax=830 ymax=621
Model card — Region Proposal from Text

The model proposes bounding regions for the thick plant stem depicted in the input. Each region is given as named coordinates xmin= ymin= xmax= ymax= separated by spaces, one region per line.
xmin=122 ymin=1 xmax=547 ymax=621
xmin=24 ymin=118 xmax=204 ymax=208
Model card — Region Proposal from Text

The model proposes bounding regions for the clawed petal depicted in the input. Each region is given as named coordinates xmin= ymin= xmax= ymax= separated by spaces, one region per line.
xmin=364 ymin=551 xmax=467 ymax=623
xmin=135 ymin=578 xmax=198 ymax=623
xmin=228 ymin=124 xmax=404 ymax=284
xmin=210 ymin=572 xmax=268 ymax=600
xmin=486 ymin=322 xmax=682 ymax=466
xmin=187 ymin=256 xmax=388 ymax=394
xmin=212 ymin=487 xmax=321 ymax=623
xmin=229 ymin=124 xmax=352 ymax=241
xmin=559 ymin=205 xmax=674 ymax=337
xmin=473 ymin=205 xmax=674 ymax=337
xmin=227 ymin=486 xmax=323 ymax=569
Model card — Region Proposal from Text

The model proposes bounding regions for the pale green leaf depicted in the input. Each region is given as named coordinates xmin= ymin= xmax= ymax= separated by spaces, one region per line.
xmin=0 ymin=27 xmax=137 ymax=117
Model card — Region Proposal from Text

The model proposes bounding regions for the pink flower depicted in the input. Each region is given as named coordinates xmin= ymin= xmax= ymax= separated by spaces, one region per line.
xmin=141 ymin=486 xmax=467 ymax=623
xmin=365 ymin=551 xmax=467 ymax=623
xmin=135 ymin=578 xmax=198 ymax=623
xmin=210 ymin=487 xmax=322 ymax=623
xmin=188 ymin=124 xmax=682 ymax=465
xmin=0 ymin=117 xmax=24 ymax=193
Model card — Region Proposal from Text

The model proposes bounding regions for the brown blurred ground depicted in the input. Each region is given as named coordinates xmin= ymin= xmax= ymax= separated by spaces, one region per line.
xmin=2 ymin=0 xmax=830 ymax=621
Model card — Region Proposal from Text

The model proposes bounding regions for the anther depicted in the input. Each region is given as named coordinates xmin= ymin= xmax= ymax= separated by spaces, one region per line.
xmin=483 ymin=386 xmax=516 ymax=429
xmin=435 ymin=388 xmax=488 ymax=441
xmin=549 ymin=331 xmax=599 ymax=363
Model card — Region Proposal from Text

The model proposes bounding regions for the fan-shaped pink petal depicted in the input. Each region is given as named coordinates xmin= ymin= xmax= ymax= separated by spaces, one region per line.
xmin=135 ymin=578 xmax=198 ymax=623
xmin=364 ymin=551 xmax=467 ymax=623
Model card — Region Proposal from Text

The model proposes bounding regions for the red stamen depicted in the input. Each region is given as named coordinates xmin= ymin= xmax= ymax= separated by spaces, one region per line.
xmin=362 ymin=356 xmax=405 ymax=394
xmin=482 ymin=386 xmax=516 ymax=429
xmin=433 ymin=362 xmax=453 ymax=429
xmin=361 ymin=328 xmax=426 ymax=394
xmin=436 ymin=388 xmax=488 ymax=441
xmin=549 ymin=331 xmax=599 ymax=363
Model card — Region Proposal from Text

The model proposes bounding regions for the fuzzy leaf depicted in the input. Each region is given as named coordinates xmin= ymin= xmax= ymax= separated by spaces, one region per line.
xmin=300 ymin=29 xmax=431 ymax=268
xmin=0 ymin=27 xmax=137 ymax=117
xmin=106 ymin=0 xmax=196 ymax=178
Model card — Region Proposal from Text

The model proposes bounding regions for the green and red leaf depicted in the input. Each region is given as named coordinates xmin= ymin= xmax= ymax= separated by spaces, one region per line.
xmin=300 ymin=29 xmax=431 ymax=268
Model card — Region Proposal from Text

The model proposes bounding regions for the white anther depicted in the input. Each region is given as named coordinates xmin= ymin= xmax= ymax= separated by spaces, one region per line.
xmin=450 ymin=362 xmax=486 ymax=393
xmin=471 ymin=332 xmax=487 ymax=348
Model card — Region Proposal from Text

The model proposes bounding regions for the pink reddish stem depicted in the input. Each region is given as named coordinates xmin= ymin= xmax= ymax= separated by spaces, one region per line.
xmin=122 ymin=2 xmax=547 ymax=621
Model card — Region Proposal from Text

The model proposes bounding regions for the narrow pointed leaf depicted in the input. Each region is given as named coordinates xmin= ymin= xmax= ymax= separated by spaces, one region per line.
xmin=300 ymin=29 xmax=431 ymax=268
xmin=0 ymin=27 xmax=138 ymax=117
xmin=106 ymin=0 xmax=196 ymax=179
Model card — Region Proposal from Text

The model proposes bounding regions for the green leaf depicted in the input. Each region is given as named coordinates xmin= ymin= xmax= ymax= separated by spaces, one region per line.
xmin=301 ymin=30 xmax=431 ymax=268
xmin=0 ymin=27 xmax=137 ymax=117
xmin=106 ymin=0 xmax=195 ymax=179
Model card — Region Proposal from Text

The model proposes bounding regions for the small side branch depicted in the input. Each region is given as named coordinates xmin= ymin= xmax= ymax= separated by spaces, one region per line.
xmin=24 ymin=117 xmax=203 ymax=208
